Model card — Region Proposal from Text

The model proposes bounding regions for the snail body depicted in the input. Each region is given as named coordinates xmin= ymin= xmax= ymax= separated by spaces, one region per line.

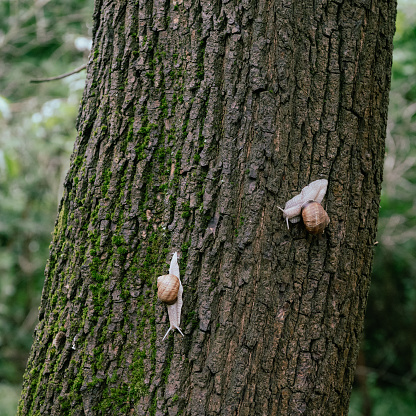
xmin=157 ymin=252 xmax=184 ymax=340
xmin=278 ymin=179 xmax=329 ymax=233
xmin=301 ymin=201 xmax=330 ymax=235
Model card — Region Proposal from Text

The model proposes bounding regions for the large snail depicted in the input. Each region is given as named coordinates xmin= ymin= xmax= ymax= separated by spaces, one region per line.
xmin=278 ymin=179 xmax=330 ymax=234
xmin=157 ymin=252 xmax=184 ymax=340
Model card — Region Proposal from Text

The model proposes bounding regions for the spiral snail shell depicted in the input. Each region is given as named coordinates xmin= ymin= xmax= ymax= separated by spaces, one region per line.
xmin=301 ymin=201 xmax=330 ymax=235
xmin=157 ymin=274 xmax=180 ymax=305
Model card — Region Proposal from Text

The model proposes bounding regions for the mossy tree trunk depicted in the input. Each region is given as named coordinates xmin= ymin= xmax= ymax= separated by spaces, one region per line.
xmin=18 ymin=0 xmax=396 ymax=415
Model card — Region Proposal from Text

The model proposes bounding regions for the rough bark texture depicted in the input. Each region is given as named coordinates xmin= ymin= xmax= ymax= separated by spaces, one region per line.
xmin=18 ymin=0 xmax=396 ymax=415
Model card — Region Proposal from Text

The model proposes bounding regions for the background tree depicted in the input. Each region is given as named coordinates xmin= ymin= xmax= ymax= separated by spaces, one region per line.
xmin=14 ymin=0 xmax=397 ymax=415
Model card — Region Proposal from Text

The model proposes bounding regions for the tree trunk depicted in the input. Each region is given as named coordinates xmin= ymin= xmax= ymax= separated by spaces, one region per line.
xmin=18 ymin=0 xmax=396 ymax=415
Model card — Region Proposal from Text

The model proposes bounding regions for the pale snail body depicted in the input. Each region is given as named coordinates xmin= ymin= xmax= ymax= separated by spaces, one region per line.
xmin=157 ymin=252 xmax=184 ymax=340
xmin=278 ymin=179 xmax=330 ymax=234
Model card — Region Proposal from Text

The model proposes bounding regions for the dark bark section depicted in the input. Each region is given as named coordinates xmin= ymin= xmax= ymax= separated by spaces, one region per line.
xmin=18 ymin=0 xmax=396 ymax=415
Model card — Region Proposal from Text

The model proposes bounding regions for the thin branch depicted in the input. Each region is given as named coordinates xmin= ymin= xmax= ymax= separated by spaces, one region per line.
xmin=30 ymin=63 xmax=87 ymax=83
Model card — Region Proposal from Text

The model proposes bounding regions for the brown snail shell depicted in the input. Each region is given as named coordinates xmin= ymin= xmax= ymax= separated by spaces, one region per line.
xmin=301 ymin=201 xmax=330 ymax=235
xmin=157 ymin=274 xmax=180 ymax=305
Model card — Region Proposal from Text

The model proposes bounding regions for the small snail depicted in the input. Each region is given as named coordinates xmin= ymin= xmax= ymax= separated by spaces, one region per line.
xmin=157 ymin=252 xmax=184 ymax=340
xmin=52 ymin=331 xmax=66 ymax=349
xmin=301 ymin=201 xmax=330 ymax=235
xmin=278 ymin=179 xmax=330 ymax=234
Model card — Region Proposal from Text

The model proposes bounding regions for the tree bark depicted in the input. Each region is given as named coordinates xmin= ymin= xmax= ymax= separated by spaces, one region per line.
xmin=18 ymin=0 xmax=396 ymax=415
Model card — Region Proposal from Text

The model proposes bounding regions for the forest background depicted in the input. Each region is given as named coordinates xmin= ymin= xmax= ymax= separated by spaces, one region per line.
xmin=0 ymin=0 xmax=415 ymax=415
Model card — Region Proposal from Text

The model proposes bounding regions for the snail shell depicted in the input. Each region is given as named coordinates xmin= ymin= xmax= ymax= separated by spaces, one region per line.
xmin=52 ymin=331 xmax=66 ymax=349
xmin=301 ymin=201 xmax=330 ymax=235
xmin=157 ymin=274 xmax=180 ymax=305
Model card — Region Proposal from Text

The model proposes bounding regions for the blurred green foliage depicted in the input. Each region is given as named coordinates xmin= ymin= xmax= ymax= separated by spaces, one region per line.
xmin=350 ymin=385 xmax=416 ymax=416
xmin=0 ymin=0 xmax=94 ymax=407
xmin=352 ymin=1 xmax=416 ymax=414
xmin=0 ymin=383 xmax=21 ymax=416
